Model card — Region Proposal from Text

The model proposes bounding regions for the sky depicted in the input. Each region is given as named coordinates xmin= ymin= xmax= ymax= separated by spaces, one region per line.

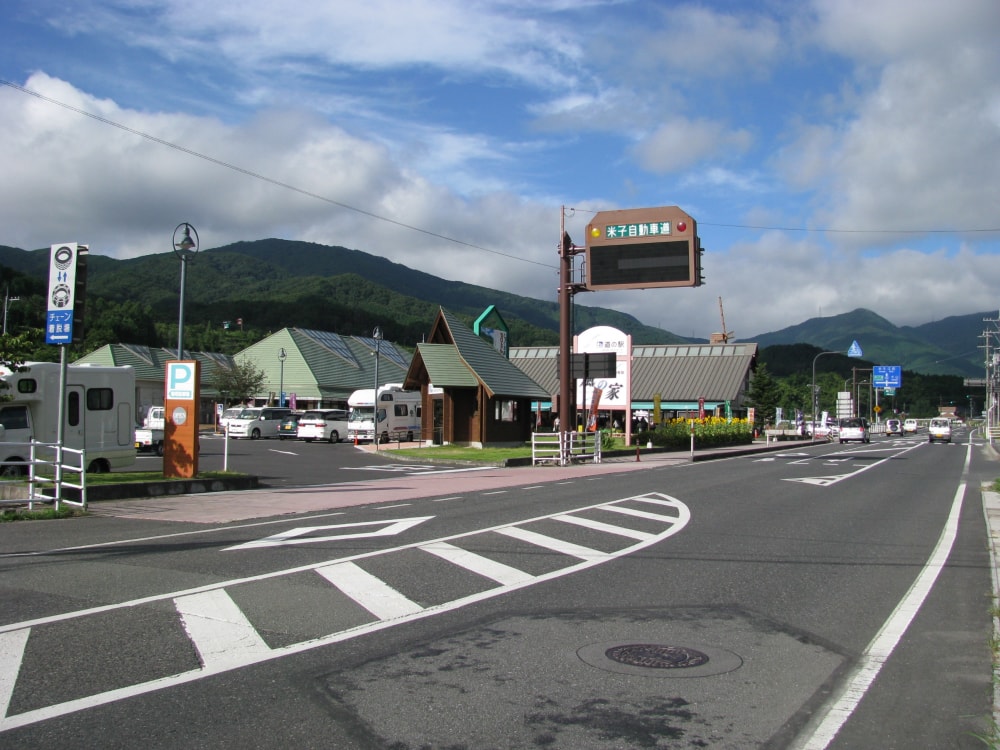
xmin=1 ymin=0 xmax=999 ymax=342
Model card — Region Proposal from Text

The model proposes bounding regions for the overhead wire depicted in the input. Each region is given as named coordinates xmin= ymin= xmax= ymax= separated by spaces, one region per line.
xmin=3 ymin=78 xmax=998 ymax=258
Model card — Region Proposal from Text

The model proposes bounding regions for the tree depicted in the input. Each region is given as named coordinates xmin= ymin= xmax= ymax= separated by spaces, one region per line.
xmin=208 ymin=358 xmax=266 ymax=405
xmin=0 ymin=331 xmax=40 ymax=400
xmin=746 ymin=362 xmax=782 ymax=428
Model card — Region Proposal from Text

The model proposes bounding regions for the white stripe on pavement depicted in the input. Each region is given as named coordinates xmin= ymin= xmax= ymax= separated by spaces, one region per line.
xmin=315 ymin=561 xmax=424 ymax=619
xmin=175 ymin=590 xmax=271 ymax=668
xmin=419 ymin=542 xmax=536 ymax=586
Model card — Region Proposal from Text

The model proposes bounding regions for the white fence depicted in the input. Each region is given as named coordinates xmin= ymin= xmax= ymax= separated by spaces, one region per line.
xmin=0 ymin=440 xmax=88 ymax=511
xmin=531 ymin=431 xmax=602 ymax=466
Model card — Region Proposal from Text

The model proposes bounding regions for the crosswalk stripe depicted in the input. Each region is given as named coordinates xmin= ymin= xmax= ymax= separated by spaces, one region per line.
xmin=600 ymin=504 xmax=681 ymax=523
xmin=175 ymin=590 xmax=271 ymax=668
xmin=0 ymin=629 xmax=30 ymax=718
xmin=495 ymin=526 xmax=611 ymax=561
xmin=315 ymin=561 xmax=424 ymax=619
xmin=419 ymin=542 xmax=536 ymax=585
xmin=553 ymin=513 xmax=654 ymax=540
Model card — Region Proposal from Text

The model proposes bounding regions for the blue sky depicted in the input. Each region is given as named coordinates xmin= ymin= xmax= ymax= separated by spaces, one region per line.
xmin=1 ymin=0 xmax=999 ymax=342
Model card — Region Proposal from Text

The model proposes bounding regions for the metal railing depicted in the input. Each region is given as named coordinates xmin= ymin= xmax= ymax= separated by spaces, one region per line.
xmin=0 ymin=440 xmax=87 ymax=511
xmin=531 ymin=431 xmax=602 ymax=466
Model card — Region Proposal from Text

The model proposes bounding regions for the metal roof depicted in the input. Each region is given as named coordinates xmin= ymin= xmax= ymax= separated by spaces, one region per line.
xmin=509 ymin=342 xmax=757 ymax=403
xmin=405 ymin=309 xmax=549 ymax=399
xmin=413 ymin=343 xmax=480 ymax=387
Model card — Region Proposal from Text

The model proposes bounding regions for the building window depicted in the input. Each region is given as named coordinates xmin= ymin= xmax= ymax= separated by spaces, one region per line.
xmin=495 ymin=399 xmax=518 ymax=422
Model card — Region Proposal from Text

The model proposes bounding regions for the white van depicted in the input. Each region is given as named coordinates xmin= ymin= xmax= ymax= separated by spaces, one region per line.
xmin=227 ymin=407 xmax=291 ymax=439
xmin=297 ymin=409 xmax=349 ymax=443
xmin=928 ymin=417 xmax=952 ymax=444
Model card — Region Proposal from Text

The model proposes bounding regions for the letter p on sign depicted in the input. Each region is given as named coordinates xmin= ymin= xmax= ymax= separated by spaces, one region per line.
xmin=167 ymin=362 xmax=195 ymax=400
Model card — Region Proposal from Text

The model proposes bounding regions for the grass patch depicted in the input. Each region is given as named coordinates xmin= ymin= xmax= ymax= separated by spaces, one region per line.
xmin=1 ymin=505 xmax=84 ymax=522
xmin=393 ymin=444 xmax=533 ymax=463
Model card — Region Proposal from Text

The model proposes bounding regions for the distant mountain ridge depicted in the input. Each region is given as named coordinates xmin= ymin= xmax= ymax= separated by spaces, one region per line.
xmin=749 ymin=308 xmax=990 ymax=377
xmin=0 ymin=240 xmax=991 ymax=376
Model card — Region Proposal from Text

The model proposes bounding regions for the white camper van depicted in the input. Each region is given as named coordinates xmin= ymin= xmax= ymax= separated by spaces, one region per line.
xmin=347 ymin=385 xmax=421 ymax=443
xmin=0 ymin=362 xmax=137 ymax=476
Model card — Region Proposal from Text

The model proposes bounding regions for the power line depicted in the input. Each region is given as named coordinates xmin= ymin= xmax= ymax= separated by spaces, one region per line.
xmin=3 ymin=78 xmax=998 ymax=248
xmin=0 ymin=79 xmax=557 ymax=270
xmin=703 ymin=222 xmax=1000 ymax=234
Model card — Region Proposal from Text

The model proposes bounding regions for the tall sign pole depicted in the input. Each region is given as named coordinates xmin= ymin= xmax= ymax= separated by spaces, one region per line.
xmin=558 ymin=208 xmax=571 ymax=459
xmin=46 ymin=243 xmax=88 ymax=505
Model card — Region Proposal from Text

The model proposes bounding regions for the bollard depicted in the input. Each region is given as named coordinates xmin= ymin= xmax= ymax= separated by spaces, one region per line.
xmin=635 ymin=445 xmax=640 ymax=461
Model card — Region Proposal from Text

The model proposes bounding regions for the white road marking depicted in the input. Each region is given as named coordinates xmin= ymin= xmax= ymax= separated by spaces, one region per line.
xmin=0 ymin=629 xmax=30 ymax=718
xmin=784 ymin=441 xmax=923 ymax=487
xmin=419 ymin=542 xmax=535 ymax=586
xmin=495 ymin=526 xmax=610 ymax=561
xmin=795 ymin=440 xmax=971 ymax=749
xmin=223 ymin=517 xmax=433 ymax=550
xmin=553 ymin=513 xmax=654 ymax=541
xmin=0 ymin=492 xmax=689 ymax=733
xmin=315 ymin=561 xmax=424 ymax=619
xmin=175 ymin=590 xmax=271 ymax=668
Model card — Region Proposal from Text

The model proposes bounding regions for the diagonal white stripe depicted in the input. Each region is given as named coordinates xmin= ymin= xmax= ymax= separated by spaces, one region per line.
xmin=419 ymin=542 xmax=535 ymax=585
xmin=0 ymin=629 xmax=30 ymax=718
xmin=175 ymin=590 xmax=271 ymax=669
xmin=315 ymin=561 xmax=424 ymax=619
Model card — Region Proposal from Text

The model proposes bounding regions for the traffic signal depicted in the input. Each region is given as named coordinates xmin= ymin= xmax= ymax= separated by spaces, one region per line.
xmin=72 ymin=245 xmax=88 ymax=343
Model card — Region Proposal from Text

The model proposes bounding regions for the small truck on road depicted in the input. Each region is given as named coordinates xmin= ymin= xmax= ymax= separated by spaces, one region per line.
xmin=134 ymin=406 xmax=165 ymax=455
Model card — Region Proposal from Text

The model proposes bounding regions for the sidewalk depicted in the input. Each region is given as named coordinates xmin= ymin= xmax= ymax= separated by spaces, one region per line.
xmin=89 ymin=439 xmax=793 ymax=524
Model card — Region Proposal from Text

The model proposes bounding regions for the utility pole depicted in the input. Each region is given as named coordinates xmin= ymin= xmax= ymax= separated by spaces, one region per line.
xmin=3 ymin=287 xmax=20 ymax=335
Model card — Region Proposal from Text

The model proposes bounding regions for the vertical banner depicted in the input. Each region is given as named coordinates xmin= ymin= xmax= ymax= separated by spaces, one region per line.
xmin=163 ymin=360 xmax=200 ymax=478
xmin=586 ymin=387 xmax=603 ymax=431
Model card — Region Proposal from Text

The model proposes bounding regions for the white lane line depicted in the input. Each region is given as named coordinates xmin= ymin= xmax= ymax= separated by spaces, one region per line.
xmin=495 ymin=526 xmax=610 ymax=561
xmin=175 ymin=590 xmax=271 ymax=669
xmin=419 ymin=542 xmax=535 ymax=586
xmin=795 ymin=440 xmax=970 ymax=749
xmin=0 ymin=629 xmax=30 ymax=718
xmin=553 ymin=514 xmax=654 ymax=541
xmin=0 ymin=492 xmax=691 ymax=733
xmin=315 ymin=561 xmax=424 ymax=619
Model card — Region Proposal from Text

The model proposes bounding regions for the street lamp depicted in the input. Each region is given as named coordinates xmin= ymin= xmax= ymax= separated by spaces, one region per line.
xmin=812 ymin=351 xmax=838 ymax=439
xmin=278 ymin=348 xmax=286 ymax=407
xmin=373 ymin=327 xmax=382 ymax=451
xmin=3 ymin=287 xmax=20 ymax=336
xmin=172 ymin=223 xmax=199 ymax=358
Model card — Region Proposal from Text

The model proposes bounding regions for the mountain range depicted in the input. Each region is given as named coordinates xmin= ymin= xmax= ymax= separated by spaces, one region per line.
xmin=0 ymin=239 xmax=993 ymax=378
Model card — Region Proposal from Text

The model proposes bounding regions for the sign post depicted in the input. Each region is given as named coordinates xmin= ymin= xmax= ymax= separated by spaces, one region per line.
xmin=163 ymin=360 xmax=201 ymax=478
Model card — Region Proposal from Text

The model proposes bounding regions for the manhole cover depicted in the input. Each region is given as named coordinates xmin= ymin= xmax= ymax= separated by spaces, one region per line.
xmin=605 ymin=643 xmax=710 ymax=669
xmin=578 ymin=641 xmax=742 ymax=678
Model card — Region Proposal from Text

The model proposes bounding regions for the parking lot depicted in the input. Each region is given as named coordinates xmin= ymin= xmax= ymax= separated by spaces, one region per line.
xmin=128 ymin=431 xmax=452 ymax=488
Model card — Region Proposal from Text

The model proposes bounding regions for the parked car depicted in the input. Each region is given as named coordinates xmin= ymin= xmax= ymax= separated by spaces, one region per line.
xmin=278 ymin=412 xmax=304 ymax=440
xmin=928 ymin=417 xmax=952 ymax=443
xmin=838 ymin=417 xmax=870 ymax=444
xmin=903 ymin=418 xmax=919 ymax=434
xmin=219 ymin=407 xmax=243 ymax=433
xmin=884 ymin=418 xmax=903 ymax=436
xmin=228 ymin=407 xmax=292 ymax=439
xmin=805 ymin=418 xmax=839 ymax=438
xmin=297 ymin=409 xmax=349 ymax=443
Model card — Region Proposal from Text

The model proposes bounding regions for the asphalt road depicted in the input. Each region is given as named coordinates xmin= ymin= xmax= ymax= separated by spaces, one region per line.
xmin=129 ymin=430 xmax=467 ymax=487
xmin=1 ymin=428 xmax=996 ymax=748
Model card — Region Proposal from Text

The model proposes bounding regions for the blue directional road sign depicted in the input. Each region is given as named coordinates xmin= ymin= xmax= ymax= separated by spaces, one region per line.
xmin=873 ymin=365 xmax=902 ymax=389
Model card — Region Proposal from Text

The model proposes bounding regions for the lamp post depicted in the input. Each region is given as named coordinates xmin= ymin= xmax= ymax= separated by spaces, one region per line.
xmin=373 ymin=327 xmax=382 ymax=451
xmin=812 ymin=351 xmax=838 ymax=439
xmin=278 ymin=347 xmax=286 ymax=407
xmin=2 ymin=287 xmax=19 ymax=336
xmin=172 ymin=223 xmax=199 ymax=358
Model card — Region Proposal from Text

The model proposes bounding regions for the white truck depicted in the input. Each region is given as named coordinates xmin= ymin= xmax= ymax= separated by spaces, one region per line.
xmin=347 ymin=385 xmax=421 ymax=443
xmin=134 ymin=406 xmax=165 ymax=455
xmin=0 ymin=362 xmax=137 ymax=476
